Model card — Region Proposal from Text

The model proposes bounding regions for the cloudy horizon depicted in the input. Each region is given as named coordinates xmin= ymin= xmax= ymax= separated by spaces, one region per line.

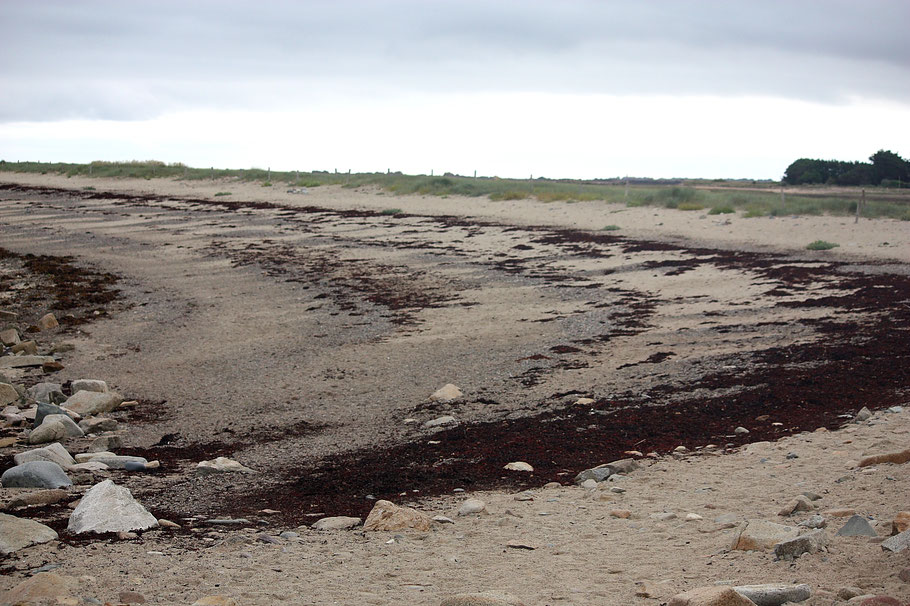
xmin=1 ymin=0 xmax=908 ymax=180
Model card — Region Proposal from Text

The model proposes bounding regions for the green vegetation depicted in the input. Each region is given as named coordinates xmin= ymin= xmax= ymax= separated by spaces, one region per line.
xmin=2 ymin=160 xmax=909 ymax=221
xmin=214 ymin=192 xmax=232 ymax=196
xmin=806 ymin=240 xmax=840 ymax=251
xmin=380 ymin=208 xmax=403 ymax=215
xmin=601 ymin=225 xmax=621 ymax=231
xmin=82 ymin=186 xmax=95 ymax=191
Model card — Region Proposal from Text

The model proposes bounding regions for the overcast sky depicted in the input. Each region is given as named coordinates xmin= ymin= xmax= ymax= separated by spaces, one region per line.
xmin=1 ymin=0 xmax=908 ymax=179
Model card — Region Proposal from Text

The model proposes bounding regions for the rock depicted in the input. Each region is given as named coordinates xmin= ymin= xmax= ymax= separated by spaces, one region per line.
xmin=1 ymin=461 xmax=72 ymax=489
xmin=857 ymin=598 xmax=902 ymax=606
xmin=836 ymin=515 xmax=878 ymax=537
xmin=29 ymin=382 xmax=65 ymax=405
xmin=458 ymin=499 xmax=486 ymax=516
xmin=36 ymin=313 xmax=58 ymax=331
xmin=798 ymin=515 xmax=827 ymax=529
xmin=574 ymin=465 xmax=612 ymax=484
xmin=42 ymin=360 xmax=64 ymax=372
xmin=40 ymin=414 xmax=84 ymax=438
xmin=158 ymin=518 xmax=181 ymax=529
xmin=731 ymin=520 xmax=799 ymax=551
xmin=580 ymin=478 xmax=598 ymax=489
xmin=196 ymin=457 xmax=255 ymax=474
xmin=733 ymin=584 xmax=811 ymax=605
xmin=5 ymin=489 xmax=69 ymax=509
xmin=734 ymin=426 xmax=749 ymax=435
xmin=858 ymin=448 xmax=910 ymax=468
xmin=838 ymin=587 xmax=865 ymax=600
xmin=363 ymin=500 xmax=431 ymax=532
xmin=777 ymin=496 xmax=814 ymax=517
xmin=0 ymin=512 xmax=58 ymax=554
xmin=0 ymin=572 xmax=77 ymax=605
xmin=610 ymin=509 xmax=632 ymax=519
xmin=892 ymin=512 xmax=910 ymax=534
xmin=0 ymin=355 xmax=55 ymax=369
xmin=119 ymin=590 xmax=147 ymax=603
xmin=78 ymin=416 xmax=119 ymax=434
xmin=773 ymin=528 xmax=827 ymax=560
xmin=311 ymin=516 xmax=361 ymax=530
xmin=192 ymin=597 xmax=239 ymax=606
xmin=433 ymin=515 xmax=455 ymax=524
xmin=855 ymin=406 xmax=873 ymax=422
xmin=0 ymin=382 xmax=18 ymax=406
xmin=0 ymin=328 xmax=20 ymax=346
xmin=80 ymin=454 xmax=148 ymax=470
xmin=61 ymin=390 xmax=123 ymax=416
xmin=651 ymin=512 xmax=677 ymax=521
xmin=27 ymin=418 xmax=69 ymax=444
xmin=685 ymin=513 xmax=703 ymax=521
xmin=881 ymin=529 xmax=910 ymax=552
xmin=89 ymin=434 xmax=122 ymax=452
xmin=71 ymin=379 xmax=108 ymax=393
xmin=605 ymin=458 xmax=640 ymax=475
xmin=34 ymin=401 xmax=68 ymax=427
xmin=440 ymin=592 xmax=526 ymax=606
xmin=423 ymin=415 xmax=457 ymax=428
xmin=67 ymin=461 xmax=109 ymax=473
xmin=668 ymin=586 xmax=757 ymax=606
xmin=67 ymin=479 xmax=159 ymax=533
xmin=430 ymin=383 xmax=463 ymax=402
xmin=10 ymin=340 xmax=38 ymax=355
xmin=504 ymin=461 xmax=533 ymax=472
xmin=14 ymin=442 xmax=75 ymax=468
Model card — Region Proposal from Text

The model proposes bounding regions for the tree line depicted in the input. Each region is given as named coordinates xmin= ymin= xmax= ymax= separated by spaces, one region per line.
xmin=783 ymin=150 xmax=909 ymax=187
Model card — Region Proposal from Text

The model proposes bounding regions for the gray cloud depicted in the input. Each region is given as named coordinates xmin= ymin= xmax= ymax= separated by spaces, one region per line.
xmin=1 ymin=0 xmax=908 ymax=122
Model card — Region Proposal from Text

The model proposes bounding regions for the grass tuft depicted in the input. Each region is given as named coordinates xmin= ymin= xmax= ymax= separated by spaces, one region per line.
xmin=380 ymin=208 xmax=403 ymax=215
xmin=601 ymin=225 xmax=621 ymax=231
xmin=806 ymin=240 xmax=840 ymax=250
xmin=708 ymin=205 xmax=735 ymax=215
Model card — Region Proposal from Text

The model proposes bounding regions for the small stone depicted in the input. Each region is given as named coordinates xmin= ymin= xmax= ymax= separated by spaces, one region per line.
xmin=158 ymin=519 xmax=181 ymax=529
xmin=574 ymin=465 xmax=612 ymax=484
xmin=423 ymin=415 xmax=457 ymax=428
xmin=686 ymin=513 xmax=703 ymax=521
xmin=610 ymin=509 xmax=632 ymax=519
xmin=458 ymin=499 xmax=486 ymax=516
xmin=89 ymin=434 xmax=123 ymax=452
xmin=196 ymin=457 xmax=255 ymax=474
xmin=800 ymin=491 xmax=822 ymax=501
xmin=432 ymin=515 xmax=455 ymax=524
xmin=430 ymin=383 xmax=463 ymax=402
xmin=513 ymin=491 xmax=534 ymax=502
xmin=78 ymin=416 xmax=119 ymax=434
xmin=13 ymin=442 xmax=75 ymax=468
xmin=42 ymin=361 xmax=64 ymax=372
xmin=311 ymin=516 xmax=361 ymax=531
xmin=581 ymin=479 xmax=598 ymax=489
xmin=0 ymin=328 xmax=20 ymax=346
xmin=119 ymin=590 xmax=146 ymax=603
xmin=854 ymin=406 xmax=873 ymax=422
xmin=504 ymin=461 xmax=533 ymax=472
xmin=734 ymin=427 xmax=749 ymax=435
xmin=67 ymin=479 xmax=158 ymax=534
xmin=837 ymin=515 xmax=878 ymax=537
xmin=40 ymin=414 xmax=84 ymax=438
xmin=881 ymin=529 xmax=910 ymax=552
xmin=733 ymin=583 xmax=811 ymax=605
xmin=575 ymin=397 xmax=595 ymax=405
xmin=798 ymin=515 xmax=827 ymax=529
xmin=773 ymin=528 xmax=826 ymax=560
xmin=71 ymin=379 xmax=108 ymax=393
xmin=10 ymin=340 xmax=38 ymax=355
xmin=0 ymin=572 xmax=77 ymax=605
xmin=892 ymin=511 xmax=910 ymax=534
xmin=674 ymin=446 xmax=688 ymax=453
xmin=838 ymin=587 xmax=865 ymax=599
xmin=778 ymin=496 xmax=814 ymax=517
xmin=0 ymin=512 xmax=58 ymax=554
xmin=26 ymin=418 xmax=67 ymax=445
xmin=5 ymin=489 xmax=69 ymax=510
xmin=440 ymin=592 xmax=526 ymax=606
xmin=858 ymin=448 xmax=910 ymax=468
xmin=192 ymin=597 xmax=238 ymax=606
xmin=0 ymin=382 xmax=18 ymax=406
xmin=363 ymin=500 xmax=431 ymax=532
xmin=506 ymin=540 xmax=536 ymax=550
xmin=36 ymin=313 xmax=59 ymax=331
xmin=1 ymin=461 xmax=72 ymax=489
xmin=731 ymin=519 xmax=799 ymax=551
xmin=668 ymin=586 xmax=756 ymax=606
xmin=651 ymin=512 xmax=676 ymax=521
xmin=117 ymin=531 xmax=138 ymax=540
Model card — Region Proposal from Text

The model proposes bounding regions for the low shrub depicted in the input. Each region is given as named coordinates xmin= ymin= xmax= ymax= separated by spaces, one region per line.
xmin=806 ymin=240 xmax=839 ymax=250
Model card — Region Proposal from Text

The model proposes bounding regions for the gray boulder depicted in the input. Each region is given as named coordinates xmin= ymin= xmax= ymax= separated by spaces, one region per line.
xmin=0 ymin=513 xmax=58 ymax=555
xmin=882 ymin=529 xmax=910 ymax=553
xmin=67 ymin=480 xmax=158 ymax=534
xmin=61 ymin=390 xmax=123 ymax=416
xmin=34 ymin=401 xmax=67 ymax=427
xmin=836 ymin=515 xmax=878 ymax=537
xmin=773 ymin=529 xmax=827 ymax=560
xmin=13 ymin=443 xmax=75 ymax=468
xmin=27 ymin=418 xmax=69 ymax=444
xmin=79 ymin=454 xmax=148 ymax=470
xmin=29 ymin=383 xmax=65 ymax=405
xmin=1 ymin=461 xmax=72 ymax=489
xmin=41 ymin=414 xmax=84 ymax=438
xmin=71 ymin=379 xmax=108 ymax=393
xmin=574 ymin=458 xmax=640 ymax=484
xmin=734 ymin=584 xmax=811 ymax=605
xmin=78 ymin=416 xmax=119 ymax=434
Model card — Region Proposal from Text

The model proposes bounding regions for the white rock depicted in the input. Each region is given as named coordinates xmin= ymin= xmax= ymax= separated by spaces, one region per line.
xmin=71 ymin=379 xmax=108 ymax=393
xmin=685 ymin=513 xmax=704 ymax=521
xmin=75 ymin=451 xmax=115 ymax=463
xmin=41 ymin=414 xmax=84 ymax=438
xmin=311 ymin=516 xmax=361 ymax=531
xmin=196 ymin=457 xmax=255 ymax=474
xmin=458 ymin=499 xmax=486 ymax=516
xmin=433 ymin=515 xmax=455 ymax=524
xmin=67 ymin=480 xmax=159 ymax=534
xmin=504 ymin=461 xmax=533 ymax=472
xmin=27 ymin=419 xmax=68 ymax=444
xmin=423 ymin=415 xmax=457 ymax=428
xmin=581 ymin=479 xmax=598 ymax=490
xmin=61 ymin=390 xmax=123 ymax=416
xmin=734 ymin=426 xmax=750 ymax=435
xmin=430 ymin=383 xmax=463 ymax=402
xmin=13 ymin=443 xmax=75 ymax=468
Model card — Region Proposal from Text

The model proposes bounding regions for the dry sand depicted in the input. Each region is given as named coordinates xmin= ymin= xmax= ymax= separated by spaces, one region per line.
xmin=0 ymin=172 xmax=909 ymax=605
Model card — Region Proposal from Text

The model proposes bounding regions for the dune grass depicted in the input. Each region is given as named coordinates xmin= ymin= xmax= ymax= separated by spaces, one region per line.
xmin=2 ymin=160 xmax=908 ymax=221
